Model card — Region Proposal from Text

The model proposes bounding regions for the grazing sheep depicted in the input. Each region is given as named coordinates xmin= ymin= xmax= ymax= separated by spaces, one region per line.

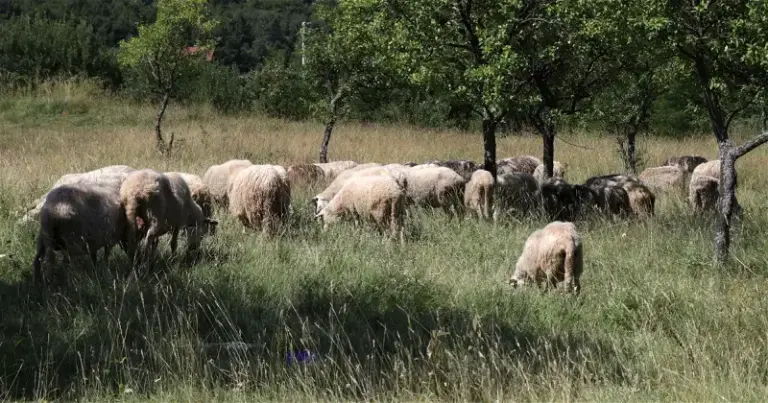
xmin=691 ymin=159 xmax=721 ymax=182
xmin=315 ymin=174 xmax=406 ymax=241
xmin=402 ymin=166 xmax=466 ymax=216
xmin=689 ymin=175 xmax=720 ymax=213
xmin=533 ymin=161 xmax=567 ymax=184
xmin=311 ymin=164 xmax=400 ymax=214
xmin=583 ymin=174 xmax=639 ymax=188
xmin=121 ymin=170 xmax=218 ymax=268
xmin=589 ymin=184 xmax=632 ymax=218
xmin=166 ymin=172 xmax=213 ymax=219
xmin=497 ymin=156 xmax=542 ymax=175
xmin=638 ymin=165 xmax=688 ymax=192
xmin=622 ymin=181 xmax=656 ymax=217
xmin=287 ymin=164 xmax=326 ymax=186
xmin=508 ymin=221 xmax=583 ymax=294
xmin=493 ymin=172 xmax=540 ymax=220
xmin=202 ymin=159 xmax=253 ymax=206
xmin=313 ymin=160 xmax=359 ymax=180
xmin=540 ymin=179 xmax=599 ymax=221
xmin=228 ymin=165 xmax=291 ymax=234
xmin=32 ymin=184 xmax=127 ymax=285
xmin=464 ymin=170 xmax=494 ymax=220
xmin=663 ymin=155 xmax=708 ymax=172
xmin=22 ymin=165 xmax=135 ymax=223
xmin=430 ymin=160 xmax=479 ymax=181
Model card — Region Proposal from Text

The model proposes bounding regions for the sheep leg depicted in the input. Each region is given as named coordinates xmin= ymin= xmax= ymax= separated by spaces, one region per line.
xmin=33 ymin=234 xmax=46 ymax=286
xmin=170 ymin=227 xmax=180 ymax=254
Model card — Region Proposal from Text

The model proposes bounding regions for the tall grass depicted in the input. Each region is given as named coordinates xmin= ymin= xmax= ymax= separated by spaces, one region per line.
xmin=2 ymin=83 xmax=768 ymax=401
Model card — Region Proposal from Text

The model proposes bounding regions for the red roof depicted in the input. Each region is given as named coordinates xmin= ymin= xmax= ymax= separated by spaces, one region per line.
xmin=184 ymin=46 xmax=214 ymax=62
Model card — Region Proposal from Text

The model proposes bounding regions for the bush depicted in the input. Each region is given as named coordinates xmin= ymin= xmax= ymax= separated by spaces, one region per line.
xmin=253 ymin=62 xmax=317 ymax=121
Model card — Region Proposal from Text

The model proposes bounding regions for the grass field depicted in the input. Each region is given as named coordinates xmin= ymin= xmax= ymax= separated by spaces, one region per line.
xmin=2 ymin=82 xmax=768 ymax=401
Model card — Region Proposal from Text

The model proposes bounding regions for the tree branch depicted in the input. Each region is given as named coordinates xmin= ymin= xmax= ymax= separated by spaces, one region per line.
xmin=732 ymin=131 xmax=768 ymax=160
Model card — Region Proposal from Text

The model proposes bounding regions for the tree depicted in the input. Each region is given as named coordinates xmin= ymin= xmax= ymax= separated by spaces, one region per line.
xmin=118 ymin=0 xmax=217 ymax=156
xmin=651 ymin=0 xmax=768 ymax=265
xmin=303 ymin=1 xmax=398 ymax=163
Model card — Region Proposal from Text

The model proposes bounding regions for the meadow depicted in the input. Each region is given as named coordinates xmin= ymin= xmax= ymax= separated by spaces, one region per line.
xmin=1 ymin=82 xmax=768 ymax=402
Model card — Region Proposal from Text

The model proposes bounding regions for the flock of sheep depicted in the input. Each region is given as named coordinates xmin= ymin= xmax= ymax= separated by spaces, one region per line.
xmin=20 ymin=153 xmax=725 ymax=293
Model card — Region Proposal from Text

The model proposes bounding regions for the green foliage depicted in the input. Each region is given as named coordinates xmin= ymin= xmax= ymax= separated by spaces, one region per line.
xmin=118 ymin=0 xmax=218 ymax=98
xmin=0 ymin=16 xmax=119 ymax=87
xmin=254 ymin=60 xmax=317 ymax=120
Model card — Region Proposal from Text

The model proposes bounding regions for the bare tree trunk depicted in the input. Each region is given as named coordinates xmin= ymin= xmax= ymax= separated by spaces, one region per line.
xmin=319 ymin=117 xmax=335 ymax=164
xmin=482 ymin=116 xmax=497 ymax=178
xmin=626 ymin=129 xmax=637 ymax=174
xmin=714 ymin=145 xmax=736 ymax=267
xmin=154 ymin=92 xmax=170 ymax=155
xmin=532 ymin=108 xmax=556 ymax=178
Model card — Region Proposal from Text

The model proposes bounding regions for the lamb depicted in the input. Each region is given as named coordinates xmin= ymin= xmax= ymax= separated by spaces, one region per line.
xmin=691 ymin=159 xmax=721 ymax=182
xmin=402 ymin=166 xmax=466 ymax=216
xmin=464 ymin=170 xmax=494 ymax=220
xmin=121 ymin=170 xmax=218 ymax=267
xmin=287 ymin=164 xmax=326 ymax=186
xmin=508 ymin=221 xmax=583 ymax=294
xmin=663 ymin=155 xmax=708 ymax=173
xmin=228 ymin=165 xmax=291 ymax=234
xmin=638 ymin=165 xmax=688 ymax=192
xmin=493 ymin=172 xmax=540 ymax=220
xmin=21 ymin=165 xmax=135 ymax=223
xmin=166 ymin=172 xmax=213 ymax=219
xmin=311 ymin=164 xmax=401 ymax=214
xmin=533 ymin=161 xmax=567 ymax=184
xmin=313 ymin=160 xmax=359 ymax=180
xmin=202 ymin=159 xmax=253 ymax=206
xmin=315 ymin=174 xmax=406 ymax=241
xmin=497 ymin=156 xmax=542 ymax=175
xmin=689 ymin=175 xmax=720 ymax=213
xmin=32 ymin=184 xmax=127 ymax=285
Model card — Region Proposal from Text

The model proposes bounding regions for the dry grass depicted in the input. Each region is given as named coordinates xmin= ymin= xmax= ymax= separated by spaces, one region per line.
xmin=2 ymin=83 xmax=768 ymax=401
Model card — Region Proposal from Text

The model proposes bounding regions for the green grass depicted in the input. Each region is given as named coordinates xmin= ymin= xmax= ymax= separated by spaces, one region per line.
xmin=2 ymin=82 xmax=768 ymax=401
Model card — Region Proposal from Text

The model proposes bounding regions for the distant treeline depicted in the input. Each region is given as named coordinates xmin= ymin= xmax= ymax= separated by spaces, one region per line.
xmin=0 ymin=0 xmax=720 ymax=134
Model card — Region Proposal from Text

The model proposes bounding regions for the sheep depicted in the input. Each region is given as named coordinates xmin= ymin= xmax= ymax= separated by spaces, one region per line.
xmin=311 ymin=164 xmax=401 ymax=214
xmin=315 ymin=174 xmax=406 ymax=241
xmin=32 ymin=184 xmax=127 ymax=285
xmin=202 ymin=159 xmax=253 ymax=206
xmin=691 ymin=159 xmax=721 ymax=182
xmin=638 ymin=165 xmax=688 ymax=192
xmin=166 ymin=172 xmax=213 ymax=219
xmin=430 ymin=160 xmax=479 ymax=181
xmin=313 ymin=160 xmax=359 ymax=180
xmin=663 ymin=155 xmax=708 ymax=173
xmin=121 ymin=169 xmax=218 ymax=268
xmin=540 ymin=179 xmax=599 ymax=221
xmin=533 ymin=161 xmax=567 ymax=184
xmin=508 ymin=221 xmax=583 ymax=294
xmin=622 ymin=181 xmax=656 ymax=217
xmin=583 ymin=174 xmax=639 ymax=188
xmin=402 ymin=166 xmax=466 ymax=216
xmin=588 ymin=184 xmax=632 ymax=218
xmin=497 ymin=156 xmax=542 ymax=175
xmin=493 ymin=172 xmax=540 ymax=220
xmin=689 ymin=175 xmax=720 ymax=213
xmin=287 ymin=164 xmax=326 ymax=186
xmin=464 ymin=169 xmax=494 ymax=220
xmin=21 ymin=165 xmax=135 ymax=223
xmin=228 ymin=165 xmax=291 ymax=234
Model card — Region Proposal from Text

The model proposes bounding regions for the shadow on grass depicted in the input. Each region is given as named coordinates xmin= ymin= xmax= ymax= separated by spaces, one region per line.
xmin=0 ymin=255 xmax=626 ymax=401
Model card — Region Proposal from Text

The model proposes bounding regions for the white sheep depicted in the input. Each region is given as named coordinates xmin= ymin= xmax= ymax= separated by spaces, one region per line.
xmin=638 ymin=165 xmax=688 ymax=192
xmin=287 ymin=164 xmax=326 ymax=186
xmin=311 ymin=164 xmax=402 ymax=214
xmin=21 ymin=165 xmax=135 ymax=223
xmin=464 ymin=169 xmax=494 ymax=220
xmin=315 ymin=174 xmax=406 ymax=242
xmin=228 ymin=165 xmax=292 ymax=234
xmin=691 ymin=159 xmax=721 ymax=182
xmin=313 ymin=160 xmax=359 ymax=180
xmin=532 ymin=161 xmax=567 ymax=184
xmin=202 ymin=159 xmax=254 ymax=206
xmin=121 ymin=170 xmax=217 ymax=267
xmin=32 ymin=184 xmax=127 ymax=284
xmin=402 ymin=166 xmax=466 ymax=216
xmin=508 ymin=221 xmax=583 ymax=294
xmin=689 ymin=175 xmax=720 ymax=213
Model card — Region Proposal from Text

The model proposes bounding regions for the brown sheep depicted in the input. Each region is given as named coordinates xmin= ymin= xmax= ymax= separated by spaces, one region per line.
xmin=508 ymin=221 xmax=583 ymax=294
xmin=287 ymin=164 xmax=326 ymax=186
xmin=202 ymin=159 xmax=253 ymax=206
xmin=497 ymin=155 xmax=542 ymax=175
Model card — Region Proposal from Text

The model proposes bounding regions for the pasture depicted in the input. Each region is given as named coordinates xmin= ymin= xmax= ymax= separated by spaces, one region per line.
xmin=1 ymin=83 xmax=768 ymax=401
